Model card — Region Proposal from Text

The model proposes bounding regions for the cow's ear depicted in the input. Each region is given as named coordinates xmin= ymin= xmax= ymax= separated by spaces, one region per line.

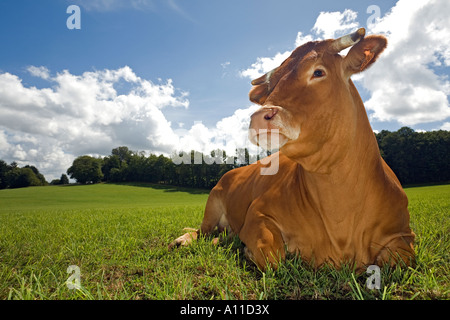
xmin=343 ymin=35 xmax=387 ymax=75
xmin=249 ymin=73 xmax=271 ymax=105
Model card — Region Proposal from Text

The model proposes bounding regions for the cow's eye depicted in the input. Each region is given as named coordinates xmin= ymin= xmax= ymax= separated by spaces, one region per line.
xmin=313 ymin=69 xmax=325 ymax=78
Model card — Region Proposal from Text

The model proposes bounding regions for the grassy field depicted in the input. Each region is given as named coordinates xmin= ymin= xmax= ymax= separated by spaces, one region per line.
xmin=0 ymin=183 xmax=448 ymax=300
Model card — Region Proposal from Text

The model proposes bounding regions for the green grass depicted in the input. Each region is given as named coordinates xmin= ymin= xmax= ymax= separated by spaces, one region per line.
xmin=0 ymin=183 xmax=448 ymax=300
xmin=0 ymin=183 xmax=208 ymax=213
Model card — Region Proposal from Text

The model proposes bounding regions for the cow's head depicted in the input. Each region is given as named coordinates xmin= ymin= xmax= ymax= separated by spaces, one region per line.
xmin=248 ymin=28 xmax=387 ymax=170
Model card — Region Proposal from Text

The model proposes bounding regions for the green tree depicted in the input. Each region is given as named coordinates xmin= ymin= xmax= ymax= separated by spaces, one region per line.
xmin=0 ymin=161 xmax=47 ymax=188
xmin=376 ymin=127 xmax=450 ymax=185
xmin=60 ymin=173 xmax=69 ymax=185
xmin=127 ymin=153 xmax=146 ymax=182
xmin=102 ymin=155 xmax=121 ymax=181
xmin=0 ymin=160 xmax=8 ymax=189
xmin=7 ymin=167 xmax=42 ymax=188
xmin=67 ymin=155 xmax=104 ymax=184
xmin=112 ymin=146 xmax=133 ymax=164
xmin=50 ymin=178 xmax=61 ymax=185
xmin=24 ymin=165 xmax=47 ymax=186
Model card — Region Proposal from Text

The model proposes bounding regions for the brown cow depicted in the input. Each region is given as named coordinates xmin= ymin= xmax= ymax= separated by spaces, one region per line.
xmin=169 ymin=28 xmax=415 ymax=271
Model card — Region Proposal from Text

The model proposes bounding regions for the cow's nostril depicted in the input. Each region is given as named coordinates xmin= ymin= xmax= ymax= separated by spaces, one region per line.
xmin=263 ymin=108 xmax=278 ymax=120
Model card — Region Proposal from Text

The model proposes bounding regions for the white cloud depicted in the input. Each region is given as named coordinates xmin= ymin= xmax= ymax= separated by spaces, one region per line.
xmin=210 ymin=105 xmax=260 ymax=155
xmin=363 ymin=0 xmax=450 ymax=125
xmin=440 ymin=122 xmax=450 ymax=130
xmin=0 ymin=66 xmax=189 ymax=180
xmin=0 ymin=130 xmax=12 ymax=156
xmin=0 ymin=66 xmax=259 ymax=181
xmin=239 ymin=51 xmax=291 ymax=80
xmin=240 ymin=1 xmax=450 ymax=127
xmin=239 ymin=10 xmax=359 ymax=80
xmin=295 ymin=32 xmax=314 ymax=47
xmin=175 ymin=105 xmax=260 ymax=157
xmin=312 ymin=9 xmax=359 ymax=39
xmin=27 ymin=66 xmax=50 ymax=79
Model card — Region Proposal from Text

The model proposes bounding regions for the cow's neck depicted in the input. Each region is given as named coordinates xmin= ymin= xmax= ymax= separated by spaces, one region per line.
xmin=300 ymin=142 xmax=382 ymax=220
xmin=295 ymin=85 xmax=385 ymax=221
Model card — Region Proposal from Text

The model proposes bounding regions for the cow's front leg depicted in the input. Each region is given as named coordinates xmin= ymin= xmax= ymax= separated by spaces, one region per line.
xmin=239 ymin=209 xmax=285 ymax=271
xmin=168 ymin=187 xmax=226 ymax=250
xmin=168 ymin=228 xmax=199 ymax=249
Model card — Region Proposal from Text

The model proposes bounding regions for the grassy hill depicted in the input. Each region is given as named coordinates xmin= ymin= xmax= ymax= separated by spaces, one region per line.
xmin=0 ymin=183 xmax=448 ymax=300
xmin=0 ymin=183 xmax=209 ymax=213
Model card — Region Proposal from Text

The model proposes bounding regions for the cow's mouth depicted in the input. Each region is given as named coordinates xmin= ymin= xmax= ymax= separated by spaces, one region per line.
xmin=248 ymin=129 xmax=290 ymax=151
xmin=248 ymin=106 xmax=300 ymax=150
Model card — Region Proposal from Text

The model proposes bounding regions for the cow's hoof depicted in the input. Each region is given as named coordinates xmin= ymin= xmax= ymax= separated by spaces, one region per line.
xmin=244 ymin=246 xmax=255 ymax=262
xmin=168 ymin=229 xmax=198 ymax=250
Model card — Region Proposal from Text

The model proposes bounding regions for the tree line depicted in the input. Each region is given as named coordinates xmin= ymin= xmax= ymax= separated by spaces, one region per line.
xmin=0 ymin=127 xmax=449 ymax=189
xmin=376 ymin=127 xmax=449 ymax=185
xmin=66 ymin=146 xmax=240 ymax=189
xmin=0 ymin=161 xmax=49 ymax=189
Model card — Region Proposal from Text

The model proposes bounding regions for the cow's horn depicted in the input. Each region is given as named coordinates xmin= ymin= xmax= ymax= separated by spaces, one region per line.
xmin=329 ymin=28 xmax=365 ymax=53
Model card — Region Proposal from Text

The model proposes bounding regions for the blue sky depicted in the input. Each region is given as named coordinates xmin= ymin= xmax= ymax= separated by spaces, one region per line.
xmin=1 ymin=0 xmax=390 ymax=125
xmin=0 ymin=0 xmax=449 ymax=180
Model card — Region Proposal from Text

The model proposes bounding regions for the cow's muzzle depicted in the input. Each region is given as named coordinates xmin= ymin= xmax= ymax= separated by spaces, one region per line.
xmin=248 ymin=106 xmax=291 ymax=150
